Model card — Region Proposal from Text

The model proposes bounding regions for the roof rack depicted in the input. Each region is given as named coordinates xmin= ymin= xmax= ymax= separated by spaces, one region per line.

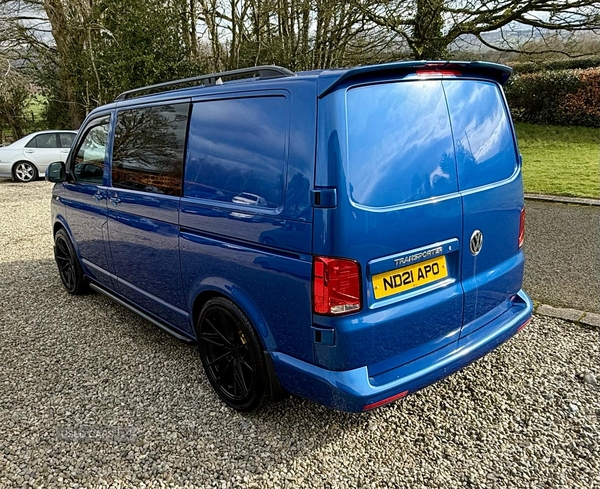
xmin=114 ymin=65 xmax=295 ymax=101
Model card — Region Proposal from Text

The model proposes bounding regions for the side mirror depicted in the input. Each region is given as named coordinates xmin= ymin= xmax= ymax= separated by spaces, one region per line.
xmin=46 ymin=161 xmax=66 ymax=183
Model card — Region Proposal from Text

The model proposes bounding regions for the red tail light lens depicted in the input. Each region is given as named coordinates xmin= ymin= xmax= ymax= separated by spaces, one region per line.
xmin=518 ymin=207 xmax=525 ymax=249
xmin=313 ymin=257 xmax=361 ymax=315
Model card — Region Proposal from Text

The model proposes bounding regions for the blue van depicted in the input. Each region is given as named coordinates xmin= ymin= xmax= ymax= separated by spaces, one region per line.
xmin=47 ymin=61 xmax=533 ymax=412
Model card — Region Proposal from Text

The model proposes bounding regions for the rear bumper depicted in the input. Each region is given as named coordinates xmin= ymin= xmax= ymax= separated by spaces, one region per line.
xmin=270 ymin=289 xmax=533 ymax=412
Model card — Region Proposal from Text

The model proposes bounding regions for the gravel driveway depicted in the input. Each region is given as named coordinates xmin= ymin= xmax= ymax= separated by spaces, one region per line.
xmin=1 ymin=180 xmax=598 ymax=489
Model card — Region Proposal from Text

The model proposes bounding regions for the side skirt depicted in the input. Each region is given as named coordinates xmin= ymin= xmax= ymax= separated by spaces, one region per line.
xmin=89 ymin=282 xmax=195 ymax=343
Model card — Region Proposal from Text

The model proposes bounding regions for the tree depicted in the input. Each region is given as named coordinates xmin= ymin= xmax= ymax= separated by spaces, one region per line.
xmin=0 ymin=55 xmax=29 ymax=141
xmin=1 ymin=0 xmax=203 ymax=128
xmin=354 ymin=0 xmax=600 ymax=59
xmin=196 ymin=0 xmax=395 ymax=71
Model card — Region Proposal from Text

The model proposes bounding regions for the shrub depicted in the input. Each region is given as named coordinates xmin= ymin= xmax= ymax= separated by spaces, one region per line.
xmin=510 ymin=56 xmax=600 ymax=74
xmin=505 ymin=68 xmax=600 ymax=127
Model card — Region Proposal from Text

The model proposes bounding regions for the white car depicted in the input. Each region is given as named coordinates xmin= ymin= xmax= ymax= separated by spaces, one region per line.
xmin=0 ymin=130 xmax=77 ymax=182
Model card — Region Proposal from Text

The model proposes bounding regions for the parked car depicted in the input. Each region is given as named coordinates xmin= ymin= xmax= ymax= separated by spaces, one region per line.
xmin=46 ymin=62 xmax=532 ymax=413
xmin=0 ymin=130 xmax=77 ymax=182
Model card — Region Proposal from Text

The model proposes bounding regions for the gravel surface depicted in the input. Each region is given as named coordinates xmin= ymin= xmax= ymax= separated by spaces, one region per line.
xmin=1 ymin=180 xmax=599 ymax=489
xmin=524 ymin=200 xmax=600 ymax=314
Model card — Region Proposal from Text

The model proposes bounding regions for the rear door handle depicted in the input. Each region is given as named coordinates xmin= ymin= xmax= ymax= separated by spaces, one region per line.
xmin=93 ymin=191 xmax=103 ymax=202
xmin=110 ymin=193 xmax=121 ymax=205
xmin=24 ymin=150 xmax=34 ymax=154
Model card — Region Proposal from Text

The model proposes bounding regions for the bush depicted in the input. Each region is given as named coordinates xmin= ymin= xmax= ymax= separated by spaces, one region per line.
xmin=510 ymin=56 xmax=600 ymax=74
xmin=505 ymin=68 xmax=600 ymax=127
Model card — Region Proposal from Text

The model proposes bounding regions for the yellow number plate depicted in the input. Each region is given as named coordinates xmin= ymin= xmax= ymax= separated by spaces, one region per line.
xmin=372 ymin=256 xmax=448 ymax=300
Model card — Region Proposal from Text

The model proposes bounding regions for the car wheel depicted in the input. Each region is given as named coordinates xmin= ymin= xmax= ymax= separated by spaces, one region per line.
xmin=13 ymin=161 xmax=38 ymax=182
xmin=54 ymin=229 xmax=88 ymax=295
xmin=197 ymin=297 xmax=271 ymax=412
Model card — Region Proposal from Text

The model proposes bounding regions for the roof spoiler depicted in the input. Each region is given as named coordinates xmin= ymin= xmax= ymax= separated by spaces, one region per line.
xmin=318 ymin=61 xmax=513 ymax=98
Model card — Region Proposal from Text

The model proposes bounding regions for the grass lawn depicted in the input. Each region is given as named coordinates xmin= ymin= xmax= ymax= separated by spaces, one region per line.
xmin=515 ymin=122 xmax=600 ymax=199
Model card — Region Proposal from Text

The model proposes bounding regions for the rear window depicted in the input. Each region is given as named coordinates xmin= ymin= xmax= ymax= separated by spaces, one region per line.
xmin=443 ymin=80 xmax=517 ymax=190
xmin=347 ymin=81 xmax=458 ymax=208
xmin=184 ymin=96 xmax=289 ymax=209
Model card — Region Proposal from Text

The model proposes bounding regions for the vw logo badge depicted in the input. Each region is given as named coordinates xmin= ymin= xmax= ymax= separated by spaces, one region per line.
xmin=470 ymin=230 xmax=483 ymax=256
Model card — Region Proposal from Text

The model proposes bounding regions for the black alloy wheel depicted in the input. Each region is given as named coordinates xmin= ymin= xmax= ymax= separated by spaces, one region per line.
xmin=197 ymin=297 xmax=270 ymax=412
xmin=54 ymin=229 xmax=87 ymax=295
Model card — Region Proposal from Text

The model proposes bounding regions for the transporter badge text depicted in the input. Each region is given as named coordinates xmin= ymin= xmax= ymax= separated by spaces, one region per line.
xmin=394 ymin=246 xmax=443 ymax=267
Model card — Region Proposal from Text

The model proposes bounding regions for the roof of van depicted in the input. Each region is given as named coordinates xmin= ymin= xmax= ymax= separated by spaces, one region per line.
xmin=89 ymin=61 xmax=512 ymax=117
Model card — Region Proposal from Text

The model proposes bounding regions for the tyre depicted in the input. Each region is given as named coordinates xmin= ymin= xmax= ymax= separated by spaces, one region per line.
xmin=13 ymin=161 xmax=38 ymax=182
xmin=54 ymin=229 xmax=88 ymax=295
xmin=197 ymin=297 xmax=271 ymax=412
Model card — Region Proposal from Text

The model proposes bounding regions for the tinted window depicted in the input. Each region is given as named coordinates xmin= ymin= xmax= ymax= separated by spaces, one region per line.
xmin=26 ymin=133 xmax=58 ymax=149
xmin=184 ymin=96 xmax=289 ymax=209
xmin=347 ymin=81 xmax=458 ymax=208
xmin=73 ymin=119 xmax=109 ymax=185
xmin=59 ymin=133 xmax=75 ymax=148
xmin=112 ymin=103 xmax=188 ymax=196
xmin=443 ymin=80 xmax=517 ymax=190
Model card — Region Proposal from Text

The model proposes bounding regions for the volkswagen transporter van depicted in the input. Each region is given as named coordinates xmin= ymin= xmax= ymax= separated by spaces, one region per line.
xmin=47 ymin=61 xmax=533 ymax=412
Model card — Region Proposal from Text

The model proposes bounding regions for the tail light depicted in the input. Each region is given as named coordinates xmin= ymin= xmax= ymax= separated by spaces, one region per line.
xmin=416 ymin=68 xmax=462 ymax=77
xmin=518 ymin=207 xmax=525 ymax=249
xmin=313 ymin=257 xmax=361 ymax=315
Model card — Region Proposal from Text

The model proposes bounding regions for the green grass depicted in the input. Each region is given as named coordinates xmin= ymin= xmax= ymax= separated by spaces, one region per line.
xmin=515 ymin=122 xmax=600 ymax=199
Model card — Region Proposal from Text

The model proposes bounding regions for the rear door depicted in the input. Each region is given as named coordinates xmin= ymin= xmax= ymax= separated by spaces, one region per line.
xmin=315 ymin=78 xmax=465 ymax=370
xmin=443 ymin=79 xmax=524 ymax=336
xmin=58 ymin=132 xmax=76 ymax=162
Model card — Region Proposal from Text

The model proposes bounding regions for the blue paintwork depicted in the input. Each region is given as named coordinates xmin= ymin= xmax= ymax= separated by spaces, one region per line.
xmin=271 ymin=289 xmax=531 ymax=412
xmin=50 ymin=60 xmax=532 ymax=412
xmin=58 ymin=113 xmax=115 ymax=289
xmin=107 ymin=190 xmax=190 ymax=333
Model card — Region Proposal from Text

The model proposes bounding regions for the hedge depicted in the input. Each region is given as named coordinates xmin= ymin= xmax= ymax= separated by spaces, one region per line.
xmin=505 ymin=68 xmax=600 ymax=127
xmin=510 ymin=56 xmax=600 ymax=74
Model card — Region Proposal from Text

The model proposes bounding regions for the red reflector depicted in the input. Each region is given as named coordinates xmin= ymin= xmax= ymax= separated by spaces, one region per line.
xmin=313 ymin=257 xmax=361 ymax=315
xmin=517 ymin=318 xmax=531 ymax=331
xmin=363 ymin=390 xmax=409 ymax=411
xmin=416 ymin=69 xmax=462 ymax=77
xmin=518 ymin=207 xmax=526 ymax=249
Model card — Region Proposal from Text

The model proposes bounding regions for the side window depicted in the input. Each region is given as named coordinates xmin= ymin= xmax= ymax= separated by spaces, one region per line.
xmin=112 ymin=103 xmax=189 ymax=196
xmin=184 ymin=96 xmax=289 ymax=209
xmin=59 ymin=133 xmax=75 ymax=148
xmin=72 ymin=118 xmax=110 ymax=185
xmin=26 ymin=133 xmax=58 ymax=149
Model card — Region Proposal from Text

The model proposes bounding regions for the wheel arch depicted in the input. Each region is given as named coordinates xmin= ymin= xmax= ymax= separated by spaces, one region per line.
xmin=189 ymin=279 xmax=275 ymax=352
xmin=52 ymin=216 xmax=87 ymax=273
xmin=190 ymin=281 xmax=286 ymax=402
